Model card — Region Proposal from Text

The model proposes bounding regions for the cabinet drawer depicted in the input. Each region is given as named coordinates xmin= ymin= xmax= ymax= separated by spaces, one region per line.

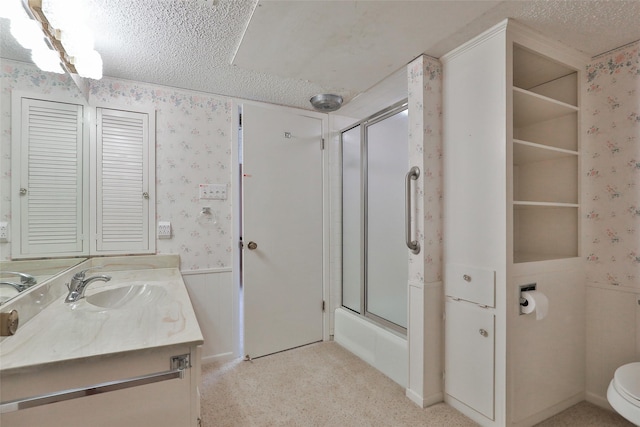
xmin=445 ymin=264 xmax=495 ymax=307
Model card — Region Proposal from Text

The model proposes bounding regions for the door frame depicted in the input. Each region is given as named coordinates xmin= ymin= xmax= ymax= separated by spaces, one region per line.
xmin=230 ymin=99 xmax=331 ymax=357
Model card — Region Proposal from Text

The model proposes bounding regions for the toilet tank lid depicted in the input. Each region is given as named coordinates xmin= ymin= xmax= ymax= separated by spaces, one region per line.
xmin=615 ymin=362 xmax=640 ymax=400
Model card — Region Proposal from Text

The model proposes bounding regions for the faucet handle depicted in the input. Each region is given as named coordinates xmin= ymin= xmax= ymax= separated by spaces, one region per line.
xmin=73 ymin=267 xmax=102 ymax=279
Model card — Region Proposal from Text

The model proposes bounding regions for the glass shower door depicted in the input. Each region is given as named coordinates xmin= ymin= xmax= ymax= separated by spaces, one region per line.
xmin=341 ymin=103 xmax=408 ymax=331
xmin=365 ymin=109 xmax=408 ymax=328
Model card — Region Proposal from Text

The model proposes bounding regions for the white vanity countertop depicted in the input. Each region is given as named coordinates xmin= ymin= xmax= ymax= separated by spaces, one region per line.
xmin=0 ymin=266 xmax=204 ymax=372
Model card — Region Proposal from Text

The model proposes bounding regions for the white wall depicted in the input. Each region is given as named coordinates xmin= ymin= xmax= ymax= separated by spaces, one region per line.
xmin=182 ymin=269 xmax=237 ymax=363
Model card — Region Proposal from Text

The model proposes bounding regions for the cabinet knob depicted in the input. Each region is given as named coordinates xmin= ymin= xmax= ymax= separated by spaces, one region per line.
xmin=463 ymin=274 xmax=471 ymax=282
xmin=479 ymin=328 xmax=489 ymax=337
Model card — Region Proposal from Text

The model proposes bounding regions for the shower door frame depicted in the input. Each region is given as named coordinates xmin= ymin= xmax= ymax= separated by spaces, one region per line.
xmin=340 ymin=100 xmax=409 ymax=334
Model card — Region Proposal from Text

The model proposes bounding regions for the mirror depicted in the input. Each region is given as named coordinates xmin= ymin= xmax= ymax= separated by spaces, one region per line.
xmin=0 ymin=258 xmax=86 ymax=304
xmin=1 ymin=17 xmax=89 ymax=305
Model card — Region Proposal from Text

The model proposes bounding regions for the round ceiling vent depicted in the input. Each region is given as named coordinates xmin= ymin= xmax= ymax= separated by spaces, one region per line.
xmin=309 ymin=94 xmax=343 ymax=112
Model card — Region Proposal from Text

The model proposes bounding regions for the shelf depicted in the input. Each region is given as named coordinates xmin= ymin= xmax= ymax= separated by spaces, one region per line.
xmin=513 ymin=88 xmax=578 ymax=128
xmin=513 ymin=140 xmax=578 ymax=165
xmin=513 ymin=113 xmax=578 ymax=151
xmin=513 ymin=201 xmax=579 ymax=209
xmin=514 ymin=251 xmax=579 ymax=264
xmin=513 ymin=45 xmax=576 ymax=90
xmin=513 ymin=204 xmax=578 ymax=263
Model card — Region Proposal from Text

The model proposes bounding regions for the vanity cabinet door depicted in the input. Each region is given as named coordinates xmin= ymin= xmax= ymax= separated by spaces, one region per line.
xmin=11 ymin=97 xmax=88 ymax=258
xmin=93 ymin=108 xmax=155 ymax=254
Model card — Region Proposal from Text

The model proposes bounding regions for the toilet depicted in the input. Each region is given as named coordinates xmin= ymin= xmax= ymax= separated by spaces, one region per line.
xmin=608 ymin=362 xmax=640 ymax=426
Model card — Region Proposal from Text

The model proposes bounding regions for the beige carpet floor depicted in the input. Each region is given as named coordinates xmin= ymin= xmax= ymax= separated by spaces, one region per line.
xmin=200 ymin=341 xmax=633 ymax=427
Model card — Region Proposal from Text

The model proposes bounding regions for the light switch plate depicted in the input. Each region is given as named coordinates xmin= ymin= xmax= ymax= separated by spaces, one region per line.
xmin=158 ymin=221 xmax=171 ymax=239
xmin=199 ymin=184 xmax=227 ymax=200
xmin=0 ymin=222 xmax=8 ymax=242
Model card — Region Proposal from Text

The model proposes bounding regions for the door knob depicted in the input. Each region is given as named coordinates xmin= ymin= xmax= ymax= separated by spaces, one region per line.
xmin=247 ymin=241 xmax=258 ymax=250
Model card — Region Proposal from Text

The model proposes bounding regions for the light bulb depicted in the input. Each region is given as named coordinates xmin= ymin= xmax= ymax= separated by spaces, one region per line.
xmin=0 ymin=0 xmax=29 ymax=20
xmin=10 ymin=19 xmax=45 ymax=50
xmin=31 ymin=47 xmax=65 ymax=74
xmin=74 ymin=50 xmax=103 ymax=79
xmin=60 ymin=27 xmax=94 ymax=57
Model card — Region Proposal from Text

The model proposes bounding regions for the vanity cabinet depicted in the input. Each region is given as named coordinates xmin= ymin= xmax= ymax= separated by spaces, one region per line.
xmin=442 ymin=19 xmax=586 ymax=426
xmin=11 ymin=94 xmax=156 ymax=258
xmin=0 ymin=345 xmax=201 ymax=427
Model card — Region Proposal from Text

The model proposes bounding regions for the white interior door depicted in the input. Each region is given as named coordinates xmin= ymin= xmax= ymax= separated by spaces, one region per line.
xmin=242 ymin=104 xmax=324 ymax=359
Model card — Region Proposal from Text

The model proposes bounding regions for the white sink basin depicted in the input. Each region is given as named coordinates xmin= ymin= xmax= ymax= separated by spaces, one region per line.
xmin=86 ymin=284 xmax=167 ymax=309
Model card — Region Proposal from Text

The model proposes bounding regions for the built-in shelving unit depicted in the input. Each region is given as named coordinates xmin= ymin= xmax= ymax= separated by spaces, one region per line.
xmin=512 ymin=45 xmax=579 ymax=263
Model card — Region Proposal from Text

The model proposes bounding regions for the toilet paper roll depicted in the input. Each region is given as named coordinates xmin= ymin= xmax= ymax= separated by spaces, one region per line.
xmin=521 ymin=291 xmax=549 ymax=320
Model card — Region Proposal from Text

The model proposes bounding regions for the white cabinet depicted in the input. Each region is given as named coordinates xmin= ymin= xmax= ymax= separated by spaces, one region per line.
xmin=445 ymin=299 xmax=495 ymax=420
xmin=442 ymin=19 xmax=587 ymax=427
xmin=11 ymin=96 xmax=89 ymax=258
xmin=11 ymin=94 xmax=156 ymax=258
xmin=0 ymin=345 xmax=201 ymax=427
xmin=511 ymin=45 xmax=580 ymax=263
xmin=92 ymin=107 xmax=155 ymax=255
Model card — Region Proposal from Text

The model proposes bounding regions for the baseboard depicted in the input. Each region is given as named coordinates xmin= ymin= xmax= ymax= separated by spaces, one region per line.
xmin=586 ymin=391 xmax=614 ymax=411
xmin=406 ymin=388 xmax=443 ymax=408
xmin=511 ymin=392 xmax=584 ymax=427
xmin=201 ymin=351 xmax=235 ymax=365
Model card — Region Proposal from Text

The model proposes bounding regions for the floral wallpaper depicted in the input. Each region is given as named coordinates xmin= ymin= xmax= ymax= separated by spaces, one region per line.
xmin=407 ymin=55 xmax=443 ymax=285
xmin=89 ymin=78 xmax=233 ymax=271
xmin=583 ymin=41 xmax=640 ymax=289
xmin=0 ymin=60 xmax=233 ymax=271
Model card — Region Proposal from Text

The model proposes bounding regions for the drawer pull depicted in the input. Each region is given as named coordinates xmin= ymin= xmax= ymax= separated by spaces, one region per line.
xmin=463 ymin=274 xmax=472 ymax=282
xmin=0 ymin=359 xmax=188 ymax=413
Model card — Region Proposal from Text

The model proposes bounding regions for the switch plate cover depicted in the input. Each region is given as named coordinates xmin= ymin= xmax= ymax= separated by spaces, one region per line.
xmin=199 ymin=184 xmax=227 ymax=200
xmin=158 ymin=221 xmax=171 ymax=239
xmin=0 ymin=222 xmax=8 ymax=242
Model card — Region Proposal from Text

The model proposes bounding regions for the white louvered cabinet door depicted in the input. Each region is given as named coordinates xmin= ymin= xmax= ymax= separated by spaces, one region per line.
xmin=14 ymin=98 xmax=87 ymax=257
xmin=94 ymin=108 xmax=155 ymax=254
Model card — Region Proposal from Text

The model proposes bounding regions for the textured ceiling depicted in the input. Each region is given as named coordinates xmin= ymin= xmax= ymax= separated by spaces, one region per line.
xmin=2 ymin=0 xmax=640 ymax=111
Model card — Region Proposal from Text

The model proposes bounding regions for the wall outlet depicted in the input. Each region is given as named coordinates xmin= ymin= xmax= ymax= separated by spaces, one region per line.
xmin=0 ymin=222 xmax=8 ymax=242
xmin=158 ymin=221 xmax=172 ymax=239
xmin=199 ymin=184 xmax=227 ymax=200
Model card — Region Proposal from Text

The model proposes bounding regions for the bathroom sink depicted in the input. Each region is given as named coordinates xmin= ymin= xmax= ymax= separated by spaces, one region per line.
xmin=86 ymin=284 xmax=167 ymax=309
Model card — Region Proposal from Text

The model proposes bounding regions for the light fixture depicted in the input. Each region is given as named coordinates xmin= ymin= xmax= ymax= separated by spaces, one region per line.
xmin=5 ymin=0 xmax=103 ymax=79
xmin=310 ymin=94 xmax=343 ymax=112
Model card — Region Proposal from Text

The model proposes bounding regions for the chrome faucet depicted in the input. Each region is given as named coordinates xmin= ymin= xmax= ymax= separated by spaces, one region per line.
xmin=2 ymin=271 xmax=37 ymax=286
xmin=64 ymin=270 xmax=111 ymax=303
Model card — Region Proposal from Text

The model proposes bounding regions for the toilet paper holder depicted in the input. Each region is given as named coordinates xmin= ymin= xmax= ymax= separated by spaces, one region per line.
xmin=519 ymin=283 xmax=536 ymax=315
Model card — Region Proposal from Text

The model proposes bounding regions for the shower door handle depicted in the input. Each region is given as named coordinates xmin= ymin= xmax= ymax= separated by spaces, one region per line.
xmin=405 ymin=166 xmax=421 ymax=254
